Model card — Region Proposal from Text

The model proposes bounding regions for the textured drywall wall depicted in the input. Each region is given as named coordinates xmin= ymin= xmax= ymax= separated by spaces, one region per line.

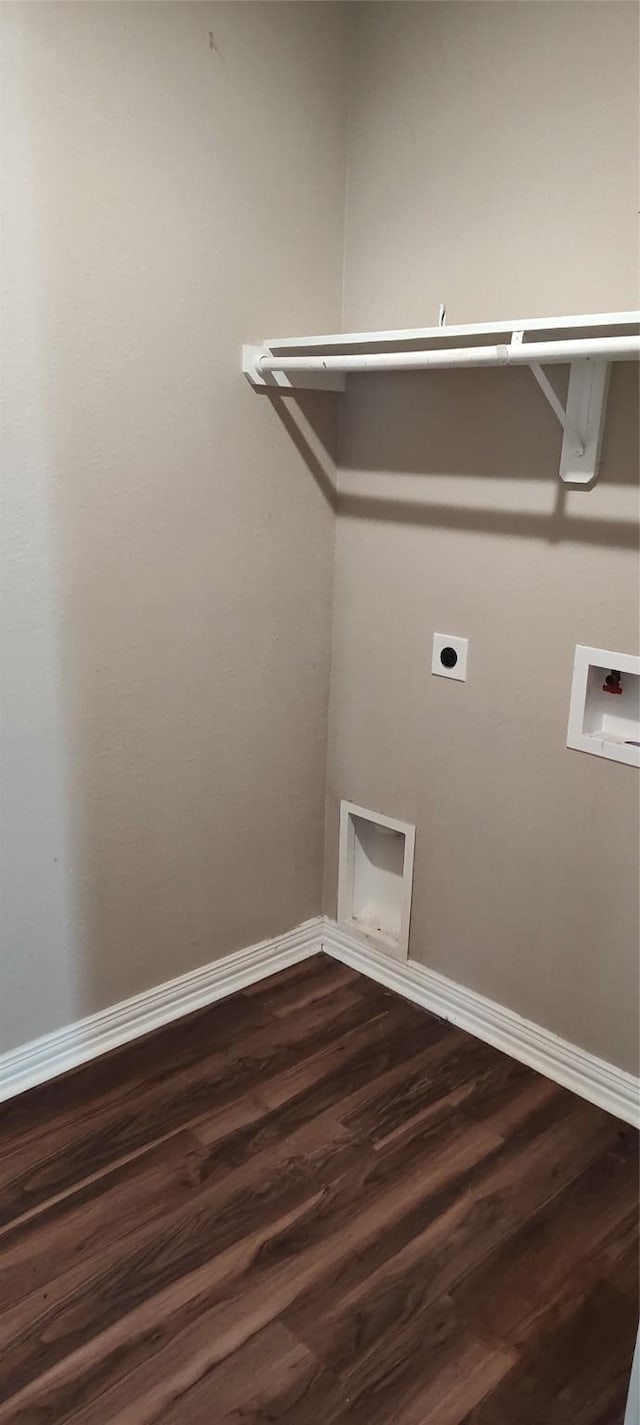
xmin=325 ymin=1 xmax=640 ymax=1072
xmin=0 ymin=1 xmax=346 ymax=1051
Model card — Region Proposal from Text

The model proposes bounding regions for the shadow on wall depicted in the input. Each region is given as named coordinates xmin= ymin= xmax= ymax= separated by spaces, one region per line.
xmin=267 ymin=390 xmax=339 ymax=512
xmin=285 ymin=361 xmax=639 ymax=549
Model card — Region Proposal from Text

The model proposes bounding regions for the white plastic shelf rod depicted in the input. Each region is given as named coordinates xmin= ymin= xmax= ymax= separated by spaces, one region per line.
xmin=257 ymin=334 xmax=639 ymax=376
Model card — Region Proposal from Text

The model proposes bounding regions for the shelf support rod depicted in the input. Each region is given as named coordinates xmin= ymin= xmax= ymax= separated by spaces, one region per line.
xmin=511 ymin=330 xmax=584 ymax=456
xmin=250 ymin=334 xmax=639 ymax=378
xmin=528 ymin=361 xmax=585 ymax=456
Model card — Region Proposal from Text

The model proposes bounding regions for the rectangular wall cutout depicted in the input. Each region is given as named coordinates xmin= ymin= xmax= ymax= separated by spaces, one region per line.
xmin=338 ymin=801 xmax=415 ymax=960
xmin=567 ymin=646 xmax=640 ymax=768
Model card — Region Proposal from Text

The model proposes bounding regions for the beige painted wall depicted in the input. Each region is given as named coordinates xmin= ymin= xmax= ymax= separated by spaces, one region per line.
xmin=1 ymin=2 xmax=346 ymax=1051
xmin=343 ymin=0 xmax=639 ymax=329
xmin=325 ymin=1 xmax=640 ymax=1072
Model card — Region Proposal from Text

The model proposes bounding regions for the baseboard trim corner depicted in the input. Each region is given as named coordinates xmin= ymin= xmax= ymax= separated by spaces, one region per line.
xmin=322 ymin=920 xmax=640 ymax=1129
xmin=3 ymin=913 xmax=636 ymax=1129
xmin=0 ymin=916 xmax=323 ymax=1105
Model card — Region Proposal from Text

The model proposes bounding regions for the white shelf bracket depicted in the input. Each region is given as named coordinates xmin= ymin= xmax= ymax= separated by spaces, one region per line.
xmin=512 ymin=332 xmax=610 ymax=485
xmin=529 ymin=362 xmax=585 ymax=457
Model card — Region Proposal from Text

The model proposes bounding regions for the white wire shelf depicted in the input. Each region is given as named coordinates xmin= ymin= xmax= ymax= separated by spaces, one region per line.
xmin=243 ymin=310 xmax=640 ymax=485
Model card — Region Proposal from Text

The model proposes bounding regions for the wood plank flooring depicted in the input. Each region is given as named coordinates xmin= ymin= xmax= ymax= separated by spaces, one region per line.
xmin=0 ymin=953 xmax=637 ymax=1423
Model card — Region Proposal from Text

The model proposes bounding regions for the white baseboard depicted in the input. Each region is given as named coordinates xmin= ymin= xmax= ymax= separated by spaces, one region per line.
xmin=322 ymin=921 xmax=640 ymax=1129
xmin=2 ymin=912 xmax=637 ymax=1130
xmin=0 ymin=917 xmax=322 ymax=1105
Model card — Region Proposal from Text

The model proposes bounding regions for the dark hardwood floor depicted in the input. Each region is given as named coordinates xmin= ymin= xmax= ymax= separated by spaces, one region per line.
xmin=0 ymin=953 xmax=637 ymax=1424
